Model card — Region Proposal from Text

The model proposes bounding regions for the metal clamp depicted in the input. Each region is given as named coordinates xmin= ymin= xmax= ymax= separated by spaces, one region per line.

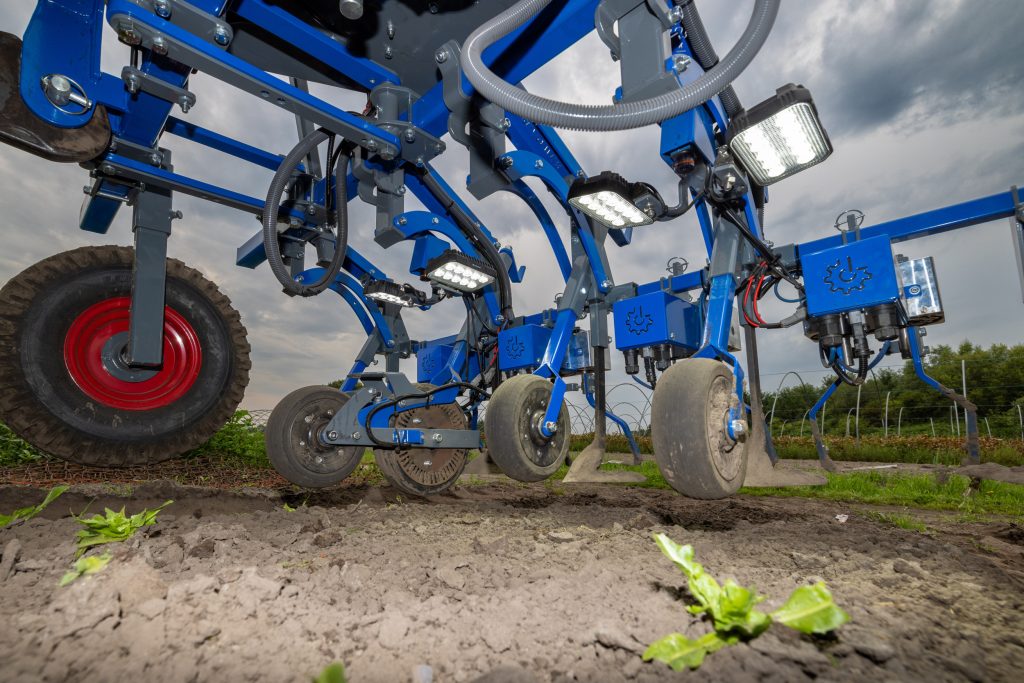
xmin=122 ymin=66 xmax=197 ymax=113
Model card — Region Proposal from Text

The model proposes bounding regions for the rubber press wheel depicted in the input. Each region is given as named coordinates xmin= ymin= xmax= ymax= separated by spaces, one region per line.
xmin=375 ymin=384 xmax=469 ymax=497
xmin=651 ymin=358 xmax=748 ymax=499
xmin=0 ymin=246 xmax=250 ymax=466
xmin=265 ymin=386 xmax=364 ymax=488
xmin=485 ymin=374 xmax=569 ymax=482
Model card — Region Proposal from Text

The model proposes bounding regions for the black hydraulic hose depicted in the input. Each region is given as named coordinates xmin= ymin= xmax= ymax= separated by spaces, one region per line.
xmin=416 ymin=169 xmax=515 ymax=323
xmin=262 ymin=128 xmax=349 ymax=297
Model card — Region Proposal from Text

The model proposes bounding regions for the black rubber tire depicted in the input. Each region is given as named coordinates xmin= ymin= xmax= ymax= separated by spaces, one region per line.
xmin=0 ymin=246 xmax=250 ymax=466
xmin=265 ymin=386 xmax=363 ymax=488
xmin=651 ymin=358 xmax=748 ymax=499
xmin=374 ymin=384 xmax=469 ymax=497
xmin=485 ymin=374 xmax=569 ymax=482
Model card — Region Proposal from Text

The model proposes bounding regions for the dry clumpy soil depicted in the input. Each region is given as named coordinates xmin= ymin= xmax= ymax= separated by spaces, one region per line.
xmin=1 ymin=480 xmax=1023 ymax=683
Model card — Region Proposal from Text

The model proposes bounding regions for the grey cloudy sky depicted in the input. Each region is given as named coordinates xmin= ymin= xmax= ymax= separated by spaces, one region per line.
xmin=1 ymin=0 xmax=1022 ymax=414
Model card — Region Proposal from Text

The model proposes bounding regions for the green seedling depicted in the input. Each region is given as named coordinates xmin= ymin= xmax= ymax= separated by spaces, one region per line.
xmin=283 ymin=502 xmax=297 ymax=512
xmin=644 ymin=533 xmax=850 ymax=671
xmin=0 ymin=485 xmax=68 ymax=527
xmin=59 ymin=552 xmax=112 ymax=586
xmin=73 ymin=500 xmax=173 ymax=558
xmin=313 ymin=662 xmax=347 ymax=683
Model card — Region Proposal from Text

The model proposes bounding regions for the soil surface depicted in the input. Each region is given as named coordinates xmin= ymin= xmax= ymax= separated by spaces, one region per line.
xmin=1 ymin=478 xmax=1022 ymax=683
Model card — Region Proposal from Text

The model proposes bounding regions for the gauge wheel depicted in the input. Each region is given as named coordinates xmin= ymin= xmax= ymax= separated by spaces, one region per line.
xmin=485 ymin=374 xmax=569 ymax=482
xmin=651 ymin=358 xmax=748 ymax=499
xmin=374 ymin=384 xmax=469 ymax=496
xmin=0 ymin=245 xmax=250 ymax=466
xmin=265 ymin=386 xmax=364 ymax=488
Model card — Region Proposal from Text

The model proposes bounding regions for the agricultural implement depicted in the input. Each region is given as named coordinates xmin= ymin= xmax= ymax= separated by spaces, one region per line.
xmin=1 ymin=0 xmax=1022 ymax=498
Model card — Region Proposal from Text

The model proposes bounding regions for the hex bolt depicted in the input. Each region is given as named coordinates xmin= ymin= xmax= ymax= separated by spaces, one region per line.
xmin=500 ymin=117 xmax=511 ymax=131
xmin=298 ymin=440 xmax=306 ymax=447
xmin=404 ymin=129 xmax=416 ymax=143
xmin=431 ymin=216 xmax=439 ymax=224
xmin=149 ymin=152 xmax=162 ymax=166
xmin=386 ymin=20 xmax=396 ymax=40
xmin=398 ymin=216 xmax=408 ymax=226
xmin=307 ymin=206 xmax=317 ymax=216
xmin=384 ymin=46 xmax=393 ymax=60
xmin=304 ymin=415 xmax=314 ymax=424
xmin=178 ymin=96 xmax=191 ymax=113
xmin=397 ymin=186 xmax=406 ymax=196
xmin=125 ymin=75 xmax=141 ymax=94
xmin=151 ymin=36 xmax=168 ymax=56
xmin=601 ymin=279 xmax=612 ymax=289
xmin=534 ymin=159 xmax=544 ymax=169
xmin=499 ymin=156 xmax=514 ymax=169
xmin=154 ymin=0 xmax=172 ymax=19
xmin=213 ymin=25 xmax=230 ymax=46
xmin=730 ymin=420 xmax=747 ymax=441
xmin=351 ymin=431 xmax=361 ymax=440
xmin=435 ymin=50 xmax=448 ymax=64
xmin=669 ymin=6 xmax=684 ymax=23
xmin=672 ymin=54 xmax=691 ymax=73
xmin=327 ymin=430 xmax=339 ymax=440
xmin=431 ymin=433 xmax=443 ymax=443
xmin=544 ymin=420 xmax=558 ymax=434
xmin=366 ymin=140 xmax=378 ymax=152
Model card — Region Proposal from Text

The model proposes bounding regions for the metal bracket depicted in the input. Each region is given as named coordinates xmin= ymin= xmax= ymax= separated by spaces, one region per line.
xmin=122 ymin=66 xmax=196 ymax=113
xmin=123 ymin=0 xmax=232 ymax=48
xmin=128 ymin=183 xmax=175 ymax=367
xmin=435 ymin=41 xmax=510 ymax=200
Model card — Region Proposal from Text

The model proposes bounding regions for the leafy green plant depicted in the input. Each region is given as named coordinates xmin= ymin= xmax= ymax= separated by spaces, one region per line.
xmin=59 ymin=552 xmax=112 ymax=586
xmin=313 ymin=662 xmax=347 ymax=683
xmin=0 ymin=485 xmax=68 ymax=526
xmin=73 ymin=501 xmax=173 ymax=557
xmin=190 ymin=411 xmax=269 ymax=465
xmin=0 ymin=422 xmax=45 ymax=465
xmin=644 ymin=534 xmax=849 ymax=671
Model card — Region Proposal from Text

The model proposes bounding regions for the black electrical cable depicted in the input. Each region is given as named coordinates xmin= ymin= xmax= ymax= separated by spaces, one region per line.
xmin=363 ymin=382 xmax=490 ymax=447
xmin=415 ymin=168 xmax=515 ymax=323
xmin=262 ymin=128 xmax=350 ymax=296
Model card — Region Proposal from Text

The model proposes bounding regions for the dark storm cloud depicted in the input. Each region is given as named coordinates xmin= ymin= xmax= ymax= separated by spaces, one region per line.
xmin=773 ymin=0 xmax=1024 ymax=136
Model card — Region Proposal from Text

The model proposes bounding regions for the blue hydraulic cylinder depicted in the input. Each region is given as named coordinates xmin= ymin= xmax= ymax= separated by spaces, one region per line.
xmin=612 ymin=291 xmax=702 ymax=352
xmin=801 ymin=236 xmax=901 ymax=317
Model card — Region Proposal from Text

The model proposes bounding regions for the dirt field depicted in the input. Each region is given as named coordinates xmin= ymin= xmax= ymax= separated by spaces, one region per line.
xmin=1 ymin=477 xmax=1023 ymax=683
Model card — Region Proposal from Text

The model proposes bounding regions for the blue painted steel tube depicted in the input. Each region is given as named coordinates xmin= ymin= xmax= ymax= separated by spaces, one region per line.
xmin=694 ymin=273 xmax=736 ymax=360
xmin=798 ymin=189 xmax=1023 ymax=256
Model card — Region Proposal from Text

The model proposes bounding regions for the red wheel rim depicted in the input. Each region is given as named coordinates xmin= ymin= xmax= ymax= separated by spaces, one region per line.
xmin=63 ymin=297 xmax=203 ymax=411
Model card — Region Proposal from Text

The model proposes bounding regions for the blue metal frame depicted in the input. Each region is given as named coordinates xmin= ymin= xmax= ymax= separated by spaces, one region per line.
xmin=10 ymin=0 xmax=1019 ymax=463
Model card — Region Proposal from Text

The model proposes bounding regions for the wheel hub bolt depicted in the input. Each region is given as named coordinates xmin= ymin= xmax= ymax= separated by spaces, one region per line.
xmin=544 ymin=420 xmax=558 ymax=434
xmin=327 ymin=430 xmax=339 ymax=440
xmin=729 ymin=419 xmax=747 ymax=441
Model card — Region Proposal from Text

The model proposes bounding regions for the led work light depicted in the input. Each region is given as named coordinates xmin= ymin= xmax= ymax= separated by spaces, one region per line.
xmin=425 ymin=250 xmax=496 ymax=293
xmin=364 ymin=280 xmax=426 ymax=308
xmin=727 ymin=84 xmax=832 ymax=186
xmin=567 ymin=172 xmax=656 ymax=228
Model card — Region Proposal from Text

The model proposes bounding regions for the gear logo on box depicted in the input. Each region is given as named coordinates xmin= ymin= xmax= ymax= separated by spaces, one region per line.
xmin=824 ymin=256 xmax=873 ymax=295
xmin=625 ymin=306 xmax=654 ymax=335
xmin=505 ymin=336 xmax=525 ymax=360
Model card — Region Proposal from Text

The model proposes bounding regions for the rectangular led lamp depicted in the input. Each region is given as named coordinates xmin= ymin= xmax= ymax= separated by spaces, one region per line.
xmin=568 ymin=171 xmax=655 ymax=228
xmin=728 ymin=84 xmax=833 ymax=186
xmin=425 ymin=250 xmax=496 ymax=293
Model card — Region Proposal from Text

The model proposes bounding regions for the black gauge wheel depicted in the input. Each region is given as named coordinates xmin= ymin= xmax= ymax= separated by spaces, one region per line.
xmin=651 ymin=359 xmax=748 ymax=499
xmin=266 ymin=386 xmax=364 ymax=488
xmin=485 ymin=374 xmax=569 ymax=482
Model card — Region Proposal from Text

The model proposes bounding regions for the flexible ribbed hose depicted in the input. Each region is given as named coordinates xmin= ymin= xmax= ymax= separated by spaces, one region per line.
xmin=263 ymin=128 xmax=349 ymax=296
xmin=461 ymin=0 xmax=779 ymax=131
xmin=678 ymin=0 xmax=741 ymax=117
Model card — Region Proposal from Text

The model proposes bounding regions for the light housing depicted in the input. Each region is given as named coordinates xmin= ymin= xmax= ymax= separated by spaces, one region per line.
xmin=425 ymin=250 xmax=496 ymax=293
xmin=364 ymin=280 xmax=427 ymax=308
xmin=567 ymin=171 xmax=656 ymax=228
xmin=727 ymin=84 xmax=832 ymax=186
